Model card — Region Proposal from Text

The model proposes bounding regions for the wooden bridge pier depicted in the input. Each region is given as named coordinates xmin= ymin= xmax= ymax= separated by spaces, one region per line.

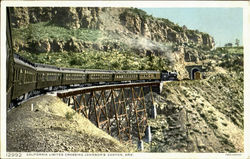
xmin=57 ymin=82 xmax=160 ymax=143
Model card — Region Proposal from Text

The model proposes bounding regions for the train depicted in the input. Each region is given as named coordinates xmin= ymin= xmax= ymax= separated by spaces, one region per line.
xmin=9 ymin=53 xmax=178 ymax=106
xmin=6 ymin=8 xmax=178 ymax=109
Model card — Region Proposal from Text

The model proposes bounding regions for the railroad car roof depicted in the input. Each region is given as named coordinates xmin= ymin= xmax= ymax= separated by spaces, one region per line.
xmin=116 ymin=70 xmax=160 ymax=73
xmin=60 ymin=67 xmax=87 ymax=73
xmin=60 ymin=67 xmax=83 ymax=71
xmin=84 ymin=69 xmax=115 ymax=73
xmin=112 ymin=70 xmax=160 ymax=73
xmin=14 ymin=54 xmax=36 ymax=70
xmin=35 ymin=63 xmax=63 ymax=73
xmin=84 ymin=70 xmax=115 ymax=74
xmin=35 ymin=64 xmax=85 ymax=74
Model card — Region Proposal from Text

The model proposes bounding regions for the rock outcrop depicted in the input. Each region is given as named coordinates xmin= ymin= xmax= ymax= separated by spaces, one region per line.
xmin=10 ymin=7 xmax=217 ymax=80
xmin=10 ymin=7 xmax=30 ymax=28
xmin=10 ymin=7 xmax=215 ymax=49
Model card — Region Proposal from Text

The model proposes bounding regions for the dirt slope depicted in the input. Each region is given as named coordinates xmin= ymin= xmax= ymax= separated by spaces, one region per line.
xmin=7 ymin=95 xmax=132 ymax=152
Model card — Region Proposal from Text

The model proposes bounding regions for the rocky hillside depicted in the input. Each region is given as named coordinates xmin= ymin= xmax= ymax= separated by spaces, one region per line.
xmin=10 ymin=7 xmax=215 ymax=79
xmin=144 ymin=73 xmax=243 ymax=152
xmin=142 ymin=47 xmax=244 ymax=152
xmin=11 ymin=7 xmax=214 ymax=48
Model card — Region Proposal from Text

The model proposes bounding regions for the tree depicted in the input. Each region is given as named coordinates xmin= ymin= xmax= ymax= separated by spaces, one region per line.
xmin=182 ymin=25 xmax=187 ymax=31
xmin=224 ymin=43 xmax=233 ymax=47
xmin=235 ymin=38 xmax=240 ymax=47
xmin=148 ymin=54 xmax=155 ymax=70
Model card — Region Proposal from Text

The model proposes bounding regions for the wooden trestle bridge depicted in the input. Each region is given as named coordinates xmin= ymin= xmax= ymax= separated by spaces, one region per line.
xmin=57 ymin=82 xmax=160 ymax=145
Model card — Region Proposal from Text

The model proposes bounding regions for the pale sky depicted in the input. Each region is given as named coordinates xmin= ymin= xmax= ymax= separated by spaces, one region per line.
xmin=141 ymin=8 xmax=243 ymax=47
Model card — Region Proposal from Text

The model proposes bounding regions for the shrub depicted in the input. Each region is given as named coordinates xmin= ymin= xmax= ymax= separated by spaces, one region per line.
xmin=12 ymin=22 xmax=101 ymax=43
xmin=65 ymin=111 xmax=75 ymax=120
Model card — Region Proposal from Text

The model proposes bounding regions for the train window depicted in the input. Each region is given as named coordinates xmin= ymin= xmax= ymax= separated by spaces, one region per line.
xmin=40 ymin=73 xmax=45 ymax=81
xmin=66 ymin=74 xmax=70 ymax=80
xmin=24 ymin=71 xmax=27 ymax=83
xmin=24 ymin=72 xmax=28 ymax=83
xmin=22 ymin=70 xmax=26 ymax=83
xmin=15 ymin=69 xmax=18 ymax=81
xmin=14 ymin=69 xmax=16 ymax=81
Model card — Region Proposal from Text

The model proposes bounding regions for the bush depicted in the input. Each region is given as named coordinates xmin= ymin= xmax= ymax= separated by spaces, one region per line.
xmin=17 ymin=49 xmax=172 ymax=71
xmin=127 ymin=8 xmax=152 ymax=21
xmin=65 ymin=111 xmax=76 ymax=120
xmin=12 ymin=22 xmax=101 ymax=43
xmin=70 ymin=57 xmax=83 ymax=66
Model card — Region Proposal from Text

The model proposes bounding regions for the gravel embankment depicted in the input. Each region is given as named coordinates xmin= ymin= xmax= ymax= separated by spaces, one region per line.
xmin=7 ymin=95 xmax=132 ymax=152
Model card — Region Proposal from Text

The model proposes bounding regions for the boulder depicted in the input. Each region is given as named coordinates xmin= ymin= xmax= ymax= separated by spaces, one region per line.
xmin=10 ymin=7 xmax=30 ymax=28
xmin=167 ymin=29 xmax=179 ymax=43
xmin=51 ymin=40 xmax=64 ymax=52
xmin=35 ymin=39 xmax=51 ymax=53
xmin=52 ymin=7 xmax=80 ymax=29
xmin=64 ymin=38 xmax=84 ymax=52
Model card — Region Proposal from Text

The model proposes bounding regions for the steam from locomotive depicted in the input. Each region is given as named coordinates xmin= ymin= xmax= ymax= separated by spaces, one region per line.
xmin=6 ymin=8 xmax=178 ymax=108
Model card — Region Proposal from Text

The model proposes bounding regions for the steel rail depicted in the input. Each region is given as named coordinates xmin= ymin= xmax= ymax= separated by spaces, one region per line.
xmin=57 ymin=82 xmax=160 ymax=98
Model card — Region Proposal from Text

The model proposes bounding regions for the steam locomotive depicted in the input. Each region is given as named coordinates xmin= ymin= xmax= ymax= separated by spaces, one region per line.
xmin=6 ymin=8 xmax=178 ymax=109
